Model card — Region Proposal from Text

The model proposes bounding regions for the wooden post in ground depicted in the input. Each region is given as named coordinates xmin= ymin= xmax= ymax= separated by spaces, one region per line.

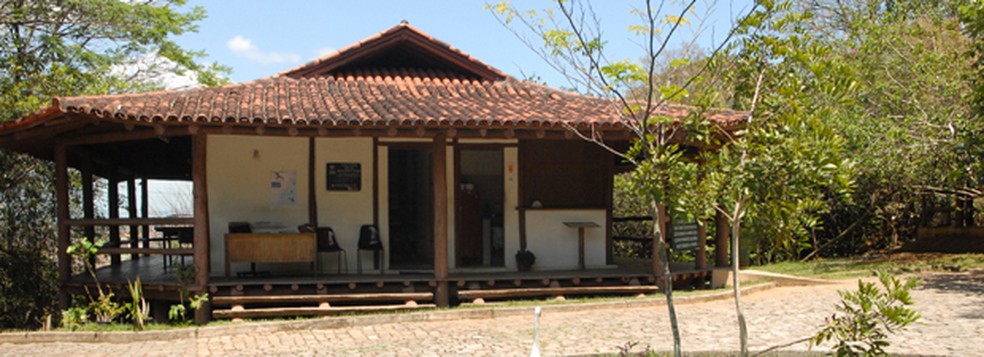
xmin=192 ymin=133 xmax=210 ymax=296
xmin=128 ymin=177 xmax=139 ymax=260
xmin=715 ymin=211 xmax=729 ymax=268
xmin=55 ymin=143 xmax=71 ymax=310
xmin=432 ymin=133 xmax=449 ymax=307
xmin=108 ymin=174 xmax=120 ymax=266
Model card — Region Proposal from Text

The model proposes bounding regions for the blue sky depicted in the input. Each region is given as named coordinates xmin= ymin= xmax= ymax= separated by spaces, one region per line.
xmin=174 ymin=1 xmax=752 ymax=89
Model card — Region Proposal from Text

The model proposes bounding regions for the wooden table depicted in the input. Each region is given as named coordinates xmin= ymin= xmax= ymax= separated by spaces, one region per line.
xmin=563 ymin=221 xmax=600 ymax=270
xmin=154 ymin=226 xmax=193 ymax=269
xmin=225 ymin=233 xmax=317 ymax=277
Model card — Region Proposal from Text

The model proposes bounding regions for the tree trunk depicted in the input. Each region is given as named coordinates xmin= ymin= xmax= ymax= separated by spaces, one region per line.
xmin=731 ymin=206 xmax=748 ymax=357
xmin=654 ymin=202 xmax=682 ymax=357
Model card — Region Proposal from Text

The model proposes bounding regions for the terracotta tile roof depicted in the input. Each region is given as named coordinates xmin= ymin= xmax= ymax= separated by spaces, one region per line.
xmin=0 ymin=22 xmax=747 ymax=134
xmin=32 ymin=69 xmax=744 ymax=130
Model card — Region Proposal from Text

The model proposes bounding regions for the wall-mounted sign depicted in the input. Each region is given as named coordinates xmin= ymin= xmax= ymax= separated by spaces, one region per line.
xmin=670 ymin=222 xmax=700 ymax=251
xmin=327 ymin=163 xmax=361 ymax=191
xmin=271 ymin=170 xmax=297 ymax=206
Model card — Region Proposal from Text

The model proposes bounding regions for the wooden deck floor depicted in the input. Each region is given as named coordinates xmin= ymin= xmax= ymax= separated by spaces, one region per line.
xmin=77 ymin=255 xmax=707 ymax=288
xmin=72 ymin=256 xmax=713 ymax=306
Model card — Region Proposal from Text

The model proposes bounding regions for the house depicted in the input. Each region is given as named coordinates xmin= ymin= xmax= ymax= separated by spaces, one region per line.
xmin=0 ymin=23 xmax=743 ymax=319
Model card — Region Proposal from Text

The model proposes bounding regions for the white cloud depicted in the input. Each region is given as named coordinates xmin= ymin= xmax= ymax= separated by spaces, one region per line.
xmin=226 ymin=35 xmax=302 ymax=64
xmin=314 ymin=47 xmax=337 ymax=57
xmin=111 ymin=52 xmax=202 ymax=90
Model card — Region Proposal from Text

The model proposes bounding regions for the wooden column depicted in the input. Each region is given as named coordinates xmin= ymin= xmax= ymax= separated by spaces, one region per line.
xmin=192 ymin=133 xmax=210 ymax=290
xmin=81 ymin=158 xmax=95 ymax=252
xmin=715 ymin=211 xmax=729 ymax=268
xmin=108 ymin=175 xmax=121 ymax=266
xmin=696 ymin=222 xmax=707 ymax=270
xmin=517 ymin=142 xmax=528 ymax=251
xmin=127 ymin=177 xmax=139 ymax=260
xmin=54 ymin=143 xmax=71 ymax=309
xmin=372 ymin=137 xmax=379 ymax=226
xmin=604 ymin=151 xmax=614 ymax=265
xmin=307 ymin=137 xmax=318 ymax=226
xmin=432 ymin=133 xmax=449 ymax=307
xmin=141 ymin=178 xmax=150 ymax=248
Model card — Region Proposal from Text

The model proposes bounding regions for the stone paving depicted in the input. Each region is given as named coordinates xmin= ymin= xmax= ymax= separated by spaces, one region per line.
xmin=2 ymin=270 xmax=981 ymax=356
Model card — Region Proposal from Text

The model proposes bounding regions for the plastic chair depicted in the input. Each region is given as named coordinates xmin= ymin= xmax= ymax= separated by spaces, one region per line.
xmin=315 ymin=227 xmax=348 ymax=274
xmin=357 ymin=224 xmax=383 ymax=274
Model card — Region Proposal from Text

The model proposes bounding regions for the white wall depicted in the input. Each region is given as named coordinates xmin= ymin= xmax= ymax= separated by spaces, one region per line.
xmin=315 ymin=138 xmax=374 ymax=273
xmin=525 ymin=209 xmax=608 ymax=270
xmin=207 ymin=135 xmax=310 ymax=276
xmin=204 ymin=135 xmax=545 ymax=275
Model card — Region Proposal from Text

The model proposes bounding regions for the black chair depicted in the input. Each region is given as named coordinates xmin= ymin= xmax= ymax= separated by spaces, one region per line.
xmin=357 ymin=224 xmax=383 ymax=274
xmin=315 ymin=227 xmax=347 ymax=274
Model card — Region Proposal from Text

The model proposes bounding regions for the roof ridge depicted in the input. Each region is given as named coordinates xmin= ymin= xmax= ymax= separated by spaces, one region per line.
xmin=275 ymin=22 xmax=506 ymax=80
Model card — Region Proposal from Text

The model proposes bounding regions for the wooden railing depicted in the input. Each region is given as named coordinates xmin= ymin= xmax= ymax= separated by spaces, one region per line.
xmin=64 ymin=218 xmax=195 ymax=256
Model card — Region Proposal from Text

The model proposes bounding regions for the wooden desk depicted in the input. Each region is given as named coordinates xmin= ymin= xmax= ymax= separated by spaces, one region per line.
xmin=563 ymin=221 xmax=600 ymax=270
xmin=225 ymin=233 xmax=317 ymax=277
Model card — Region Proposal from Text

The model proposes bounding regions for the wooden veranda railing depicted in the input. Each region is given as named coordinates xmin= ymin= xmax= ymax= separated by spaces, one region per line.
xmin=64 ymin=217 xmax=195 ymax=256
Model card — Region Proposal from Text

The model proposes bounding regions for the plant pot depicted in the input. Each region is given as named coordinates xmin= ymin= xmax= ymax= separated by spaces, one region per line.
xmin=515 ymin=250 xmax=535 ymax=272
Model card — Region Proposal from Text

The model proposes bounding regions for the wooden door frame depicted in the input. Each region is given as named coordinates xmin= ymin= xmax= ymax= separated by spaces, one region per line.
xmin=453 ymin=143 xmax=509 ymax=269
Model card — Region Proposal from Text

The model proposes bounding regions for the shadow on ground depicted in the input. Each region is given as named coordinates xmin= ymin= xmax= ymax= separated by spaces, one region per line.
xmin=915 ymin=270 xmax=984 ymax=319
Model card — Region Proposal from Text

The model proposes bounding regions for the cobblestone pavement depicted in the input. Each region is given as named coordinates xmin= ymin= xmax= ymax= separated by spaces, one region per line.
xmin=3 ymin=271 xmax=981 ymax=356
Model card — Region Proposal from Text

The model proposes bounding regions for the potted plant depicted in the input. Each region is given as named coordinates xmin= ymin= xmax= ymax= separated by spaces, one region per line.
xmin=515 ymin=249 xmax=536 ymax=271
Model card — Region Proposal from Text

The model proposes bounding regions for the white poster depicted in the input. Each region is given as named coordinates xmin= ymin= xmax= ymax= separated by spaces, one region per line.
xmin=270 ymin=170 xmax=297 ymax=206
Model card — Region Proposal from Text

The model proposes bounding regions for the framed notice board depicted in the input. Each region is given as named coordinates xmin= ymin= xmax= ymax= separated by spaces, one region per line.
xmin=670 ymin=222 xmax=700 ymax=251
xmin=326 ymin=163 xmax=361 ymax=191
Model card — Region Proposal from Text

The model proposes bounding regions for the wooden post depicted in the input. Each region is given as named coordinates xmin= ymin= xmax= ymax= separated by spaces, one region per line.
xmin=141 ymin=177 xmax=150 ymax=249
xmin=604 ymin=150 xmax=614 ymax=265
xmin=108 ymin=175 xmax=120 ymax=266
xmin=715 ymin=211 xmax=729 ymax=268
xmin=192 ymin=133 xmax=210 ymax=291
xmin=518 ymin=142 xmax=528 ymax=252
xmin=432 ymin=133 xmax=449 ymax=307
xmin=696 ymin=222 xmax=707 ymax=270
xmin=128 ymin=177 xmax=138 ymax=260
xmin=577 ymin=228 xmax=586 ymax=270
xmin=372 ymin=137 xmax=379 ymax=226
xmin=308 ymin=137 xmax=318 ymax=226
xmin=81 ymin=158 xmax=95 ymax=254
xmin=54 ymin=143 xmax=71 ymax=310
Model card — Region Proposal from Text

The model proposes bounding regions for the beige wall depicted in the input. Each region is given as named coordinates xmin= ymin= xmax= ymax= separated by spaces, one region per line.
xmin=205 ymin=135 xmax=573 ymax=276
xmin=207 ymin=135 xmax=310 ymax=276
xmin=315 ymin=138 xmax=375 ymax=273
xmin=525 ymin=209 xmax=608 ymax=270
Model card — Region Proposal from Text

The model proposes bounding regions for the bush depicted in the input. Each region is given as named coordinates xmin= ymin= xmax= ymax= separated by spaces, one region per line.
xmin=811 ymin=272 xmax=921 ymax=356
xmin=0 ymin=246 xmax=57 ymax=330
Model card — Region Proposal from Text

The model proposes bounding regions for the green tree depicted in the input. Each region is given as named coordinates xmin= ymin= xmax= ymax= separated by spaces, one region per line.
xmin=0 ymin=0 xmax=226 ymax=329
xmin=701 ymin=4 xmax=856 ymax=355
xmin=490 ymin=1 xmax=764 ymax=355
xmin=793 ymin=0 xmax=984 ymax=258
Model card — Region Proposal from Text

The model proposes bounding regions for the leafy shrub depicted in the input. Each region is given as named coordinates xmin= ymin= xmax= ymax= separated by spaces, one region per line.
xmin=811 ymin=272 xmax=920 ymax=356
xmin=0 ymin=245 xmax=57 ymax=330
